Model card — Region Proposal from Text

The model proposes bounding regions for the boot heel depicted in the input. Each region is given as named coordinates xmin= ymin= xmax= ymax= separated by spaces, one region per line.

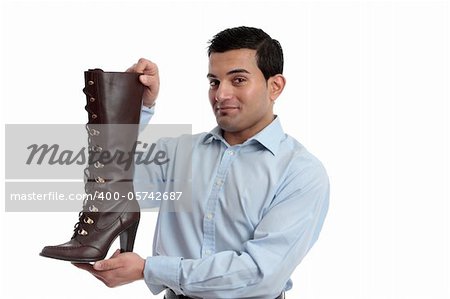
xmin=119 ymin=220 xmax=139 ymax=253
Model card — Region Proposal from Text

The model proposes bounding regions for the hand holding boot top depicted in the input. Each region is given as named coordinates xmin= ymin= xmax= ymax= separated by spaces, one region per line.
xmin=127 ymin=58 xmax=160 ymax=108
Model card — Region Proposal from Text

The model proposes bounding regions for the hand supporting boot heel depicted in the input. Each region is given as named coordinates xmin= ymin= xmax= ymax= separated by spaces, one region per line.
xmin=40 ymin=69 xmax=144 ymax=262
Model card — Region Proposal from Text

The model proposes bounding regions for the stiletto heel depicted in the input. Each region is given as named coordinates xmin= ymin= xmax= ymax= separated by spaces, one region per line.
xmin=120 ymin=220 xmax=140 ymax=253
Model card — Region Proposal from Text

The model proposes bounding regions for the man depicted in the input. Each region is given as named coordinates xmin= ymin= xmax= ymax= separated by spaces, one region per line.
xmin=74 ymin=26 xmax=329 ymax=299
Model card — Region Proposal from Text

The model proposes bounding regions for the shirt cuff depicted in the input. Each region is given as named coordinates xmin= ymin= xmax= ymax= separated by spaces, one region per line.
xmin=143 ymin=255 xmax=182 ymax=295
xmin=140 ymin=105 xmax=154 ymax=124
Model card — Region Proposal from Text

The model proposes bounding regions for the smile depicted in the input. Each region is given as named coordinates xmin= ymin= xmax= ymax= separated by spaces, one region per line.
xmin=216 ymin=106 xmax=239 ymax=111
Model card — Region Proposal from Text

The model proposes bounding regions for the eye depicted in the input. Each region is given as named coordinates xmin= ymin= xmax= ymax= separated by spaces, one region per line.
xmin=209 ymin=79 xmax=219 ymax=89
xmin=232 ymin=77 xmax=247 ymax=85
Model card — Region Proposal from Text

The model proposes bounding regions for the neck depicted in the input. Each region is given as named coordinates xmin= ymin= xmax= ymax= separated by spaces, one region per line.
xmin=223 ymin=114 xmax=275 ymax=146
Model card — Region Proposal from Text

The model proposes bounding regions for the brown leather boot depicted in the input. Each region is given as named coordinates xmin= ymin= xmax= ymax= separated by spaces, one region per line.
xmin=40 ymin=69 xmax=144 ymax=262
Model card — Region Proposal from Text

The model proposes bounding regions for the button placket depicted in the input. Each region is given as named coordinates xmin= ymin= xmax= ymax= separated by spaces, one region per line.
xmin=201 ymin=145 xmax=240 ymax=258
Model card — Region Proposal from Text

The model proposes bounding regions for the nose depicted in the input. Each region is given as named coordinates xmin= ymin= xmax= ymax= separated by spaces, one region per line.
xmin=214 ymin=82 xmax=232 ymax=103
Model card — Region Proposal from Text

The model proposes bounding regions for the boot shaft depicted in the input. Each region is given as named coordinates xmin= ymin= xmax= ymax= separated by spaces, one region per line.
xmin=83 ymin=69 xmax=143 ymax=124
xmin=82 ymin=69 xmax=143 ymax=214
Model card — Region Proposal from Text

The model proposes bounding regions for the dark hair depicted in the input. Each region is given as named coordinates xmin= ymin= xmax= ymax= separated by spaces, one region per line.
xmin=208 ymin=26 xmax=284 ymax=80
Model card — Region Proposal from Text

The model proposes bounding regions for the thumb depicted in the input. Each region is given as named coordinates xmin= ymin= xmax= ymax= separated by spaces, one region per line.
xmin=111 ymin=249 xmax=121 ymax=258
xmin=139 ymin=74 xmax=152 ymax=87
xmin=94 ymin=249 xmax=121 ymax=271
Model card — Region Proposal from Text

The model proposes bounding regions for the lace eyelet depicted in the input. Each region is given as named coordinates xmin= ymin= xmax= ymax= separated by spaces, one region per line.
xmin=94 ymin=161 xmax=104 ymax=168
xmin=89 ymin=128 xmax=100 ymax=136
xmin=78 ymin=229 xmax=88 ymax=236
xmin=83 ymin=217 xmax=94 ymax=224
xmin=95 ymin=177 xmax=106 ymax=184
xmin=91 ymin=145 xmax=102 ymax=152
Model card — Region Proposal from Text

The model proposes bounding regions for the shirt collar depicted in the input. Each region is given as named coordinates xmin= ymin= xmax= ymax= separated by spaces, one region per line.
xmin=202 ymin=116 xmax=285 ymax=156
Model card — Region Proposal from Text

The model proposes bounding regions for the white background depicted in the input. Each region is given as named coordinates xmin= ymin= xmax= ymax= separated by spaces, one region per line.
xmin=1 ymin=0 xmax=449 ymax=298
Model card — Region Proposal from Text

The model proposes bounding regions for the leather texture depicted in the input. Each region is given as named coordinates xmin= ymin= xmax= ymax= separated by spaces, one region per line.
xmin=40 ymin=69 xmax=144 ymax=262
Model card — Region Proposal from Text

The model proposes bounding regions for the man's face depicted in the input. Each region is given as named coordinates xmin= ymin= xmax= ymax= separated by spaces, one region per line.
xmin=207 ymin=49 xmax=275 ymax=143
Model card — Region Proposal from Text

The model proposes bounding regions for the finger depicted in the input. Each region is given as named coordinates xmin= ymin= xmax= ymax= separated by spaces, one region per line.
xmin=94 ymin=255 xmax=121 ymax=271
xmin=72 ymin=262 xmax=94 ymax=271
xmin=90 ymin=271 xmax=110 ymax=286
xmin=111 ymin=249 xmax=121 ymax=258
xmin=139 ymin=74 xmax=153 ymax=87
xmin=135 ymin=58 xmax=158 ymax=75
xmin=73 ymin=263 xmax=113 ymax=286
xmin=73 ymin=263 xmax=103 ymax=278
xmin=126 ymin=63 xmax=137 ymax=73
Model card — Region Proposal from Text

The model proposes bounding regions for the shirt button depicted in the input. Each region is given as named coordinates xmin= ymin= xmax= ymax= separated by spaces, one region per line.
xmin=205 ymin=250 xmax=211 ymax=256
xmin=206 ymin=213 xmax=213 ymax=220
xmin=228 ymin=150 xmax=234 ymax=155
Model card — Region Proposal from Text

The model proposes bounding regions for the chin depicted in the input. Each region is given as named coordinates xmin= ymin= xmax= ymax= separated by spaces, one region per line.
xmin=216 ymin=120 xmax=235 ymax=132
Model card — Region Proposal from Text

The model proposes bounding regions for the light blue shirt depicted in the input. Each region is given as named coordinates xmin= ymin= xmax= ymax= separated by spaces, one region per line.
xmin=135 ymin=107 xmax=329 ymax=299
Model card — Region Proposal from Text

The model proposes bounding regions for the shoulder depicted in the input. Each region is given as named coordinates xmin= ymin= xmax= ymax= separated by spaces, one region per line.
xmin=278 ymin=134 xmax=329 ymax=188
xmin=280 ymin=134 xmax=326 ymax=169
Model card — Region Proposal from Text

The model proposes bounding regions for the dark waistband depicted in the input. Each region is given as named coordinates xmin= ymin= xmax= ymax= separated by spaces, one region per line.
xmin=165 ymin=289 xmax=285 ymax=299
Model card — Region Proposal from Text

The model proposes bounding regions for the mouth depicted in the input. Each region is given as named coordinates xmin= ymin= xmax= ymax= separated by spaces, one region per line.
xmin=216 ymin=105 xmax=240 ymax=112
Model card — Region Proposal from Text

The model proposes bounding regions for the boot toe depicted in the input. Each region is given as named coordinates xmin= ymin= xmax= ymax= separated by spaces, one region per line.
xmin=40 ymin=240 xmax=104 ymax=262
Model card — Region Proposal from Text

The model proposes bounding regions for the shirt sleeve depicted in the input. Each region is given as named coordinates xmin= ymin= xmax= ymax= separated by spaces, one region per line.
xmin=140 ymin=105 xmax=154 ymax=124
xmin=143 ymin=159 xmax=330 ymax=298
xmin=134 ymin=104 xmax=158 ymax=209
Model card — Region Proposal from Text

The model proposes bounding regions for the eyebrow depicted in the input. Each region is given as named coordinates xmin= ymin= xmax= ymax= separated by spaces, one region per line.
xmin=207 ymin=68 xmax=251 ymax=78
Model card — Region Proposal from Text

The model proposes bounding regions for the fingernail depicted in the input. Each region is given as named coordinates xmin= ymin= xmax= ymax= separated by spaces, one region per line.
xmin=94 ymin=262 xmax=102 ymax=270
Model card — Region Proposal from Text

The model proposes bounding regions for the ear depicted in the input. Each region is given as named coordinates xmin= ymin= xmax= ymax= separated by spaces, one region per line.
xmin=268 ymin=74 xmax=286 ymax=102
